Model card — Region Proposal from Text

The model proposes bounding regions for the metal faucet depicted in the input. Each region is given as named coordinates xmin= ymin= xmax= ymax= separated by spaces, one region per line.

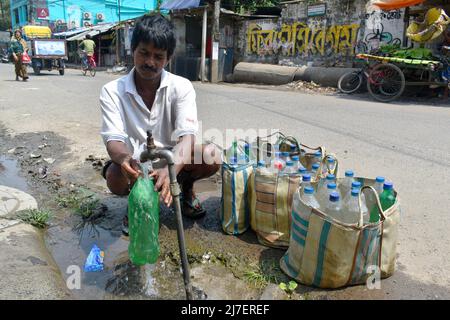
xmin=140 ymin=130 xmax=194 ymax=300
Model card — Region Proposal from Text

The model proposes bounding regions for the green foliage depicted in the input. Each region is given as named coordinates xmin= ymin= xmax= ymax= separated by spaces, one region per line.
xmin=380 ymin=44 xmax=401 ymax=55
xmin=279 ymin=280 xmax=298 ymax=294
xmin=243 ymin=260 xmax=286 ymax=289
xmin=0 ymin=0 xmax=11 ymax=31
xmin=18 ymin=209 xmax=53 ymax=229
xmin=391 ymin=48 xmax=433 ymax=60
xmin=222 ymin=0 xmax=280 ymax=14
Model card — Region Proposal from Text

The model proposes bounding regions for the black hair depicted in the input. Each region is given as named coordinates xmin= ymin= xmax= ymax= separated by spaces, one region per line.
xmin=131 ymin=14 xmax=176 ymax=58
xmin=86 ymin=34 xmax=92 ymax=40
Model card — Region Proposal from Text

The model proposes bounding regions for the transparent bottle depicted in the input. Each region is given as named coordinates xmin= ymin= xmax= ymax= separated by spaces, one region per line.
xmin=322 ymin=157 xmax=337 ymax=176
xmin=282 ymin=160 xmax=296 ymax=176
xmin=326 ymin=191 xmax=341 ymax=221
xmin=313 ymin=151 xmax=322 ymax=165
xmin=301 ymin=174 xmax=312 ymax=192
xmin=281 ymin=151 xmax=291 ymax=165
xmin=342 ymin=188 xmax=369 ymax=225
xmin=228 ymin=140 xmax=238 ymax=163
xmin=270 ymin=151 xmax=285 ymax=173
xmin=317 ymin=174 xmax=336 ymax=206
xmin=374 ymin=176 xmax=385 ymax=195
xmin=311 ymin=163 xmax=320 ymax=177
xmin=341 ymin=170 xmax=355 ymax=197
xmin=301 ymin=186 xmax=320 ymax=209
xmin=298 ymin=167 xmax=307 ymax=176
xmin=291 ymin=155 xmax=301 ymax=172
xmin=257 ymin=160 xmax=270 ymax=175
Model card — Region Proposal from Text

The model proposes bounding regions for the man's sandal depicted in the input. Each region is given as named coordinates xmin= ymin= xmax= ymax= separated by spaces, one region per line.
xmin=180 ymin=194 xmax=206 ymax=219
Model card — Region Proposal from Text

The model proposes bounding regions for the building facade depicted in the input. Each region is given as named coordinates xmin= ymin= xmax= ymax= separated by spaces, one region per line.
xmin=10 ymin=0 xmax=157 ymax=32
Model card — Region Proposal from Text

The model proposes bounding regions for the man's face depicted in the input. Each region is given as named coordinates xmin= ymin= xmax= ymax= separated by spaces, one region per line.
xmin=133 ymin=42 xmax=170 ymax=81
xmin=15 ymin=31 xmax=21 ymax=39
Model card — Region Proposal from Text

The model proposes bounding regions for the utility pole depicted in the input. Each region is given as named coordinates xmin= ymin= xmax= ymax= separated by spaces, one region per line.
xmin=116 ymin=0 xmax=121 ymax=65
xmin=211 ymin=0 xmax=220 ymax=83
xmin=200 ymin=6 xmax=207 ymax=82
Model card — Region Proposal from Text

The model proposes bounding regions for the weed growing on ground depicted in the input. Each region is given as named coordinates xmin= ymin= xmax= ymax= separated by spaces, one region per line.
xmin=18 ymin=209 xmax=52 ymax=228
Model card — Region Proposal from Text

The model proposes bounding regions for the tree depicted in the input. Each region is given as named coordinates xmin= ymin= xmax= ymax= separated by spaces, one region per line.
xmin=0 ymin=0 xmax=11 ymax=31
xmin=222 ymin=0 xmax=280 ymax=14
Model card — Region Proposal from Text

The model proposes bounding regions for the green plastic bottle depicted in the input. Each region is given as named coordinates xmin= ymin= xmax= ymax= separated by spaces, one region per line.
xmin=370 ymin=181 xmax=395 ymax=223
xmin=128 ymin=165 xmax=160 ymax=266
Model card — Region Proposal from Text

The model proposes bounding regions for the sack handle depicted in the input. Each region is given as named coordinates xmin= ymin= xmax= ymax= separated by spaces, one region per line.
xmin=320 ymin=153 xmax=339 ymax=178
xmin=358 ymin=186 xmax=386 ymax=227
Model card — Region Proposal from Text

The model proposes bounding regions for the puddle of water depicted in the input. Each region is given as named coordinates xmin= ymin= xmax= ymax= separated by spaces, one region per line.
xmin=0 ymin=155 xmax=29 ymax=192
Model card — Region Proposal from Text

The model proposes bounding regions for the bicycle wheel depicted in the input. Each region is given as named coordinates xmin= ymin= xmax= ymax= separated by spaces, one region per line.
xmin=338 ymin=71 xmax=363 ymax=94
xmin=81 ymin=64 xmax=87 ymax=76
xmin=367 ymin=63 xmax=405 ymax=102
xmin=90 ymin=67 xmax=96 ymax=77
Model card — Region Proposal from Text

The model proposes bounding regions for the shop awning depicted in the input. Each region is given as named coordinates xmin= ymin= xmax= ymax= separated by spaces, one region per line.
xmin=64 ymin=23 xmax=117 ymax=41
xmin=160 ymin=0 xmax=202 ymax=10
xmin=370 ymin=0 xmax=426 ymax=10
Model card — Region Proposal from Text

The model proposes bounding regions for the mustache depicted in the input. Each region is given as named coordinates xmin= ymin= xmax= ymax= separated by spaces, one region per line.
xmin=142 ymin=65 xmax=158 ymax=72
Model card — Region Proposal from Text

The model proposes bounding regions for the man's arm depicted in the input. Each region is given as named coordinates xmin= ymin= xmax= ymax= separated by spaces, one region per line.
xmin=106 ymin=140 xmax=141 ymax=183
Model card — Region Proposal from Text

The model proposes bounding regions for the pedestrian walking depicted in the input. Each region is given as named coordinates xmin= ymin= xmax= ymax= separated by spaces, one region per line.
xmin=10 ymin=29 xmax=29 ymax=82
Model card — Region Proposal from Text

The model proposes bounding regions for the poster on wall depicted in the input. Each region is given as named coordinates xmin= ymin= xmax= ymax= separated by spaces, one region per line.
xmin=67 ymin=5 xmax=81 ymax=29
xmin=307 ymin=3 xmax=327 ymax=17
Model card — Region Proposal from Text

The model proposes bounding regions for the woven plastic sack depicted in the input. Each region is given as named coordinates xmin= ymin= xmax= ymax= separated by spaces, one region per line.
xmin=280 ymin=180 xmax=400 ymax=289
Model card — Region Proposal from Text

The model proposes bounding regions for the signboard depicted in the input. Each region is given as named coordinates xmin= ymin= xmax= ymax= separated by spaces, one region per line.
xmin=37 ymin=8 xmax=49 ymax=20
xmin=307 ymin=3 xmax=327 ymax=17
xmin=33 ymin=39 xmax=67 ymax=57
xmin=212 ymin=42 xmax=219 ymax=60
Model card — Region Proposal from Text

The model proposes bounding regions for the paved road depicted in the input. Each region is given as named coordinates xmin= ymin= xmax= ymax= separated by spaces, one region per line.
xmin=1 ymin=64 xmax=450 ymax=299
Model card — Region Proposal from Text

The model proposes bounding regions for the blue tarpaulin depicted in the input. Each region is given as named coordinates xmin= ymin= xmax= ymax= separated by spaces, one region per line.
xmin=161 ymin=0 xmax=201 ymax=10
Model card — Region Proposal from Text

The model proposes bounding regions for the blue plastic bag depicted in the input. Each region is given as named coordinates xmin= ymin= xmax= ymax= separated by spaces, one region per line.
xmin=84 ymin=244 xmax=104 ymax=272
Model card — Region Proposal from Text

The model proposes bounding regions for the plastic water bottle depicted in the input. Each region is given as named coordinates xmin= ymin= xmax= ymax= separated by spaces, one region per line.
xmin=282 ymin=160 xmax=296 ymax=176
xmin=298 ymin=167 xmax=307 ymax=176
xmin=313 ymin=151 xmax=322 ymax=165
xmin=374 ymin=176 xmax=385 ymax=195
xmin=257 ymin=160 xmax=270 ymax=175
xmin=291 ymin=155 xmax=301 ymax=172
xmin=301 ymin=186 xmax=320 ymax=209
xmin=281 ymin=151 xmax=290 ymax=165
xmin=342 ymin=188 xmax=369 ymax=225
xmin=317 ymin=174 xmax=336 ymax=205
xmin=228 ymin=140 xmax=238 ymax=163
xmin=341 ymin=170 xmax=355 ymax=196
xmin=228 ymin=156 xmax=238 ymax=168
xmin=311 ymin=163 xmax=320 ymax=177
xmin=301 ymin=174 xmax=312 ymax=191
xmin=326 ymin=192 xmax=341 ymax=221
xmin=271 ymin=152 xmax=285 ymax=173
xmin=322 ymin=157 xmax=336 ymax=176
xmin=326 ymin=182 xmax=340 ymax=199
xmin=370 ymin=181 xmax=395 ymax=223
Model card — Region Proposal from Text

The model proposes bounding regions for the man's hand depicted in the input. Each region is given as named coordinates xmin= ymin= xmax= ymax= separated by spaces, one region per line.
xmin=12 ymin=53 xmax=18 ymax=62
xmin=150 ymin=167 xmax=172 ymax=207
xmin=118 ymin=154 xmax=142 ymax=185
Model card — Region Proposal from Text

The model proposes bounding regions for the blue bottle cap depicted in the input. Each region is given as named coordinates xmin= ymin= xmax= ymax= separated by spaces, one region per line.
xmin=312 ymin=163 xmax=320 ymax=170
xmin=304 ymin=186 xmax=314 ymax=194
xmin=244 ymin=143 xmax=250 ymax=148
xmin=314 ymin=151 xmax=322 ymax=157
xmin=376 ymin=176 xmax=385 ymax=183
xmin=383 ymin=181 xmax=394 ymax=190
xmin=327 ymin=158 xmax=335 ymax=163
xmin=257 ymin=160 xmax=265 ymax=167
xmin=290 ymin=145 xmax=296 ymax=151
xmin=330 ymin=192 xmax=340 ymax=202
xmin=286 ymin=161 xmax=294 ymax=166
xmin=302 ymin=174 xmax=311 ymax=182
xmin=291 ymin=155 xmax=299 ymax=161
xmin=275 ymin=151 xmax=281 ymax=157
xmin=326 ymin=174 xmax=335 ymax=180
xmin=351 ymin=181 xmax=362 ymax=188
xmin=298 ymin=168 xmax=307 ymax=174
xmin=327 ymin=183 xmax=337 ymax=189
xmin=282 ymin=152 xmax=290 ymax=157
xmin=229 ymin=157 xmax=237 ymax=164
xmin=345 ymin=170 xmax=354 ymax=177
xmin=351 ymin=188 xmax=360 ymax=196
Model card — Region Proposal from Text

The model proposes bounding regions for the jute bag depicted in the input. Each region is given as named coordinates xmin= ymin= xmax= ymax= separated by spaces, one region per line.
xmin=248 ymin=133 xmax=338 ymax=248
xmin=280 ymin=180 xmax=400 ymax=289
xmin=248 ymin=168 xmax=300 ymax=248
xmin=220 ymin=142 xmax=253 ymax=235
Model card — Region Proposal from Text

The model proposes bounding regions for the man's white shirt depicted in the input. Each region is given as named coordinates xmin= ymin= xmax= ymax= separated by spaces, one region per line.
xmin=100 ymin=68 xmax=199 ymax=159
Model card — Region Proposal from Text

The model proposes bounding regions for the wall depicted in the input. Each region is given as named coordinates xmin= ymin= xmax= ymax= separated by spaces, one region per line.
xmin=237 ymin=0 xmax=406 ymax=67
xmin=10 ymin=0 xmax=157 ymax=30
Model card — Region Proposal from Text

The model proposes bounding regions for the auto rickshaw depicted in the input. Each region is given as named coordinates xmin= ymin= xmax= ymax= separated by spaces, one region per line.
xmin=22 ymin=25 xmax=67 ymax=75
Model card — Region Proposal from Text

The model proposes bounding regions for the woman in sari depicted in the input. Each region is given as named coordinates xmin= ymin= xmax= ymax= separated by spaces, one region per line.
xmin=10 ymin=29 xmax=29 ymax=81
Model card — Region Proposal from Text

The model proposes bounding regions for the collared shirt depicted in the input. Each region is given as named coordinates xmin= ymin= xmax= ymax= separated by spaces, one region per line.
xmin=79 ymin=39 xmax=96 ymax=55
xmin=100 ymin=68 xmax=199 ymax=158
xmin=10 ymin=38 xmax=27 ymax=54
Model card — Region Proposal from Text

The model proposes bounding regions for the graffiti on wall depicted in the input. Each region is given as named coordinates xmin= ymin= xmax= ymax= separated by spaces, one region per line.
xmin=246 ymin=22 xmax=360 ymax=57
xmin=357 ymin=9 xmax=403 ymax=53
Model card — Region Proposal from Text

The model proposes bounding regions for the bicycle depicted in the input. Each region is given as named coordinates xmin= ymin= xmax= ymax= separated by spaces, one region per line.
xmin=79 ymin=50 xmax=97 ymax=77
